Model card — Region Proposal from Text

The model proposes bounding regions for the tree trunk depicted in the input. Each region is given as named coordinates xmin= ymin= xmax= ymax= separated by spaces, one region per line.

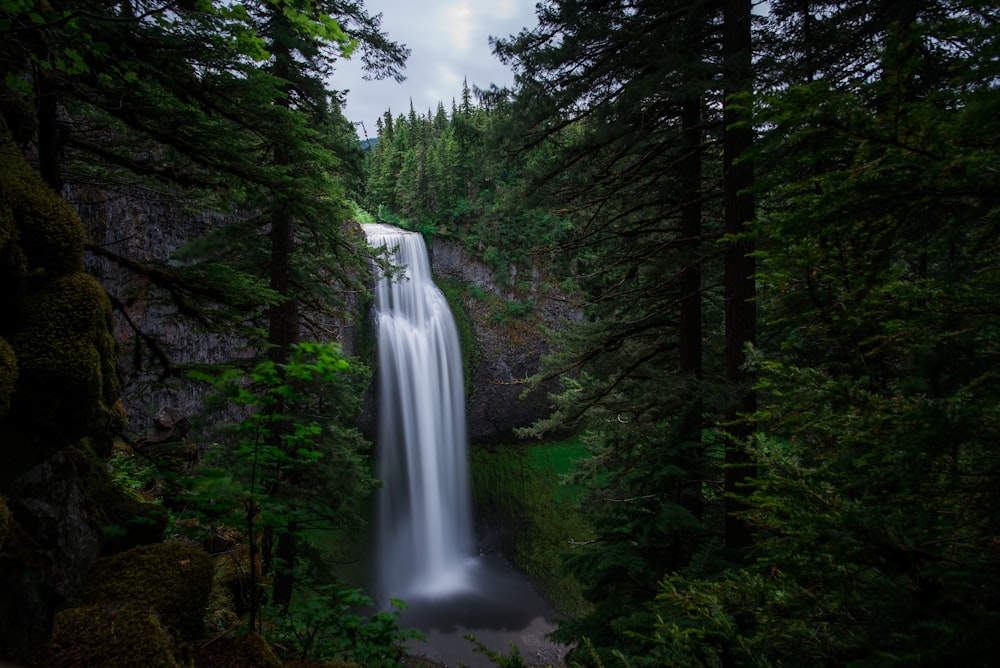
xmin=677 ymin=88 xmax=705 ymax=567
xmin=270 ymin=524 xmax=297 ymax=612
xmin=722 ymin=0 xmax=756 ymax=556
xmin=265 ymin=34 xmax=300 ymax=609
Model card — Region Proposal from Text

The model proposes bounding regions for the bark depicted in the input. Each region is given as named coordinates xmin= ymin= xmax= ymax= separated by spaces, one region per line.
xmin=722 ymin=0 xmax=757 ymax=556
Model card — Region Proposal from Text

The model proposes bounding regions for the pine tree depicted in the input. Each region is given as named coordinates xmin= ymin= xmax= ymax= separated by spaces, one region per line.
xmin=738 ymin=1 xmax=1000 ymax=662
xmin=493 ymin=0 xmax=743 ymax=659
xmin=634 ymin=2 xmax=1000 ymax=665
xmin=1 ymin=0 xmax=408 ymax=624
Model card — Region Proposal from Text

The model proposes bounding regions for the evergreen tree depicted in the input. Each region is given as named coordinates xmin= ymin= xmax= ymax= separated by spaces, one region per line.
xmin=1 ymin=0 xmax=409 ymax=623
xmin=638 ymin=2 xmax=1000 ymax=665
xmin=493 ymin=0 xmax=744 ymax=660
xmin=740 ymin=1 xmax=1000 ymax=662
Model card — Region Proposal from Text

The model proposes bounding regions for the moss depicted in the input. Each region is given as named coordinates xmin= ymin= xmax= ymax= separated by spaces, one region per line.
xmin=435 ymin=276 xmax=479 ymax=397
xmin=7 ymin=271 xmax=121 ymax=454
xmin=471 ymin=441 xmax=592 ymax=618
xmin=0 ymin=495 xmax=11 ymax=544
xmin=48 ymin=604 xmax=181 ymax=668
xmin=0 ymin=118 xmax=85 ymax=276
xmin=68 ymin=442 xmax=167 ymax=554
xmin=190 ymin=631 xmax=282 ymax=668
xmin=0 ymin=336 xmax=15 ymax=419
xmin=0 ymin=117 xmax=121 ymax=484
xmin=73 ymin=541 xmax=214 ymax=641
xmin=15 ymin=272 xmax=112 ymax=386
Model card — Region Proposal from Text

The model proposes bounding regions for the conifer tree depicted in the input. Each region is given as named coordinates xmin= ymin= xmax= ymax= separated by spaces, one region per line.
xmin=1 ymin=0 xmax=409 ymax=620
xmin=493 ymin=0 xmax=743 ymax=659
xmin=635 ymin=2 xmax=1000 ymax=665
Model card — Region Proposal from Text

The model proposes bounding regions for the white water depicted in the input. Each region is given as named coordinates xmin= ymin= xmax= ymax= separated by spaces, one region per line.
xmin=365 ymin=223 xmax=474 ymax=601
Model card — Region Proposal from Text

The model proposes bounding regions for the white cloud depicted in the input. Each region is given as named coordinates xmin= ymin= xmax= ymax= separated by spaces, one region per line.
xmin=488 ymin=0 xmax=518 ymax=19
xmin=334 ymin=0 xmax=538 ymax=135
xmin=441 ymin=0 xmax=475 ymax=52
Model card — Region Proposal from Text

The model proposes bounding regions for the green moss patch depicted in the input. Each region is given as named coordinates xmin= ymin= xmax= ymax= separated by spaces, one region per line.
xmin=49 ymin=604 xmax=181 ymax=668
xmin=0 ymin=121 xmax=84 ymax=276
xmin=0 ymin=117 xmax=121 ymax=483
xmin=73 ymin=541 xmax=214 ymax=641
xmin=435 ymin=276 xmax=478 ymax=396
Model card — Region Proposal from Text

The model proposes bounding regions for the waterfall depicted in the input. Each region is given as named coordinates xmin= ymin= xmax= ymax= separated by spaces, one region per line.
xmin=365 ymin=223 xmax=474 ymax=600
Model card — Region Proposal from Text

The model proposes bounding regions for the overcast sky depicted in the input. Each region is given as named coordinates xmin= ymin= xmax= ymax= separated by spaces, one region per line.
xmin=332 ymin=0 xmax=540 ymax=139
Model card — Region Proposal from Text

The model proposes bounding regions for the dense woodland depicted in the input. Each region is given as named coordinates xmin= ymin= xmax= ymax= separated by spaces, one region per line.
xmin=1 ymin=0 xmax=999 ymax=666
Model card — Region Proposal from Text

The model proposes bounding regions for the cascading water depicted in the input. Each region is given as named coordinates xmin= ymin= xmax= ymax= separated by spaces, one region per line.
xmin=365 ymin=223 xmax=474 ymax=601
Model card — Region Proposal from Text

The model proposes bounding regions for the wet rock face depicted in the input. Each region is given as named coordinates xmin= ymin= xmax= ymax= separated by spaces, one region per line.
xmin=428 ymin=238 xmax=581 ymax=443
xmin=0 ymin=450 xmax=104 ymax=664
xmin=6 ymin=452 xmax=102 ymax=596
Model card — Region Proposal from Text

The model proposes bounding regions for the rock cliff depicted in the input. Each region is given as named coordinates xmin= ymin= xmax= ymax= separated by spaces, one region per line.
xmin=429 ymin=237 xmax=580 ymax=442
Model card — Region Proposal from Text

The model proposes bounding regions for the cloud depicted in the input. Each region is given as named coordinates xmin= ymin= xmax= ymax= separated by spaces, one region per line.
xmin=441 ymin=0 xmax=475 ymax=52
xmin=334 ymin=0 xmax=538 ymax=135
xmin=488 ymin=0 xmax=518 ymax=19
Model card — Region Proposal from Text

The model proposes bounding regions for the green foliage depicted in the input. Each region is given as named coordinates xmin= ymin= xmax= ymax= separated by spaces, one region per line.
xmin=471 ymin=440 xmax=591 ymax=617
xmin=487 ymin=298 xmax=535 ymax=326
xmin=267 ymin=584 xmax=422 ymax=666
xmin=186 ymin=341 xmax=376 ymax=629
xmin=465 ymin=634 xmax=528 ymax=668
xmin=362 ymin=85 xmax=572 ymax=285
xmin=562 ymin=4 xmax=1000 ymax=666
xmin=459 ymin=2 xmax=1000 ymax=668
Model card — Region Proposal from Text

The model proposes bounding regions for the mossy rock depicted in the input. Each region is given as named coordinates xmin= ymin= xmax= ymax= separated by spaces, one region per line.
xmin=0 ymin=118 xmax=85 ymax=276
xmin=190 ymin=631 xmax=282 ymax=668
xmin=48 ymin=603 xmax=181 ymax=668
xmin=0 ymin=494 xmax=11 ymax=544
xmin=4 ymin=270 xmax=122 ymax=474
xmin=13 ymin=271 xmax=117 ymax=404
xmin=73 ymin=541 xmax=214 ymax=641
xmin=68 ymin=442 xmax=168 ymax=554
xmin=0 ymin=336 xmax=15 ymax=419
xmin=0 ymin=117 xmax=123 ymax=483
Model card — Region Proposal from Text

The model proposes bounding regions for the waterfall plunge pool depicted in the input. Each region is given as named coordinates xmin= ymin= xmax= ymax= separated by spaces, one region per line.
xmin=392 ymin=553 xmax=569 ymax=667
